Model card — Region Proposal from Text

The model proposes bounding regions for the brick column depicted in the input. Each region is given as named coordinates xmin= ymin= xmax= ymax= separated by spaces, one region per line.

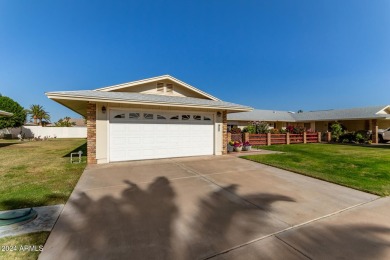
xmin=222 ymin=111 xmax=228 ymax=154
xmin=286 ymin=132 xmax=290 ymax=145
xmin=318 ymin=132 xmax=322 ymax=143
xmin=267 ymin=132 xmax=271 ymax=146
xmin=303 ymin=132 xmax=307 ymax=144
xmin=87 ymin=102 xmax=97 ymax=164
xmin=372 ymin=119 xmax=378 ymax=144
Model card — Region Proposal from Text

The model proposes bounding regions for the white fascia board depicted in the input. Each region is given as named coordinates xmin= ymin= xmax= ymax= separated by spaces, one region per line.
xmin=94 ymin=75 xmax=221 ymax=101
xmin=46 ymin=94 xmax=252 ymax=112
xmin=376 ymin=105 xmax=390 ymax=115
xmin=0 ymin=110 xmax=13 ymax=117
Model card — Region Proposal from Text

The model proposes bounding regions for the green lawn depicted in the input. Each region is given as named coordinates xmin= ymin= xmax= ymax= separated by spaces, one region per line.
xmin=0 ymin=138 xmax=86 ymax=260
xmin=0 ymin=232 xmax=49 ymax=260
xmin=0 ymin=138 xmax=87 ymax=210
xmin=242 ymin=143 xmax=390 ymax=196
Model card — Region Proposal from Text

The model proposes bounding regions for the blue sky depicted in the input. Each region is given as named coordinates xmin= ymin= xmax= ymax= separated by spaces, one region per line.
xmin=0 ymin=0 xmax=389 ymax=122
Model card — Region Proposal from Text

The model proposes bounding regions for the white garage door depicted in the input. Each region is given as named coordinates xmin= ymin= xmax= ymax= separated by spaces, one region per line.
xmin=109 ymin=109 xmax=214 ymax=162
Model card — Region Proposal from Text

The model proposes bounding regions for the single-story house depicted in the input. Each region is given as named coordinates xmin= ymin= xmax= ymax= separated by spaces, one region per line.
xmin=46 ymin=75 xmax=252 ymax=164
xmin=0 ymin=110 xmax=13 ymax=117
xmin=227 ymin=106 xmax=390 ymax=140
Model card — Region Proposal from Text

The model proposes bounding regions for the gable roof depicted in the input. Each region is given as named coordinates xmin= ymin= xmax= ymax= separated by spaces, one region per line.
xmin=95 ymin=75 xmax=220 ymax=101
xmin=46 ymin=90 xmax=252 ymax=113
xmin=228 ymin=105 xmax=390 ymax=122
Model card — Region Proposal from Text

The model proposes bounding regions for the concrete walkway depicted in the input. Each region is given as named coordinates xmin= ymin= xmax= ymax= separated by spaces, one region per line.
xmin=39 ymin=156 xmax=389 ymax=260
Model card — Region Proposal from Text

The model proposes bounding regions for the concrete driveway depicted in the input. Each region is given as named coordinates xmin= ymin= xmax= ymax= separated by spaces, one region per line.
xmin=40 ymin=155 xmax=390 ymax=260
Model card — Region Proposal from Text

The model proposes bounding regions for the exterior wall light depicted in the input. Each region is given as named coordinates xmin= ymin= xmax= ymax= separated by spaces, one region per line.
xmin=102 ymin=106 xmax=107 ymax=114
xmin=217 ymin=112 xmax=221 ymax=117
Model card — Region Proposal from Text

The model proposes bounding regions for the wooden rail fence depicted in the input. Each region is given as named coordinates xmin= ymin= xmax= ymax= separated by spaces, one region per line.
xmin=228 ymin=132 xmax=321 ymax=146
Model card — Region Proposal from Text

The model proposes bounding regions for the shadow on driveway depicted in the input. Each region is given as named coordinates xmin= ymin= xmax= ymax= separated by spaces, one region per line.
xmin=40 ymin=176 xmax=390 ymax=259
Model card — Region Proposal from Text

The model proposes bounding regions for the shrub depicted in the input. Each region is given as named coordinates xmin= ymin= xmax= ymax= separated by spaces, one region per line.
xmin=331 ymin=123 xmax=343 ymax=142
xmin=355 ymin=133 xmax=364 ymax=143
xmin=270 ymin=128 xmax=280 ymax=134
xmin=279 ymin=128 xmax=287 ymax=134
xmin=252 ymin=121 xmax=270 ymax=134
xmin=243 ymin=125 xmax=256 ymax=134
xmin=230 ymin=126 xmax=241 ymax=134
xmin=286 ymin=125 xmax=305 ymax=134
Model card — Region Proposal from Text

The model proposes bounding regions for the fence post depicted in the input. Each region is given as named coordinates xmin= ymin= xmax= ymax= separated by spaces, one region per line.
xmin=326 ymin=132 xmax=331 ymax=142
xmin=267 ymin=132 xmax=271 ymax=146
xmin=303 ymin=132 xmax=307 ymax=144
xmin=243 ymin=132 xmax=249 ymax=143
xmin=227 ymin=132 xmax=232 ymax=142
xmin=317 ymin=132 xmax=321 ymax=143
xmin=286 ymin=132 xmax=290 ymax=145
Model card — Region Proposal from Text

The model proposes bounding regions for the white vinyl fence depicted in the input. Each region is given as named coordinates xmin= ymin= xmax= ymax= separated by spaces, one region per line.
xmin=0 ymin=126 xmax=87 ymax=139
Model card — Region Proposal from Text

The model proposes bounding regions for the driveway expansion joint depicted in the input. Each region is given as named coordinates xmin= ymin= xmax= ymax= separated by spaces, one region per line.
xmin=201 ymin=195 xmax=381 ymax=259
xmin=274 ymin=235 xmax=312 ymax=260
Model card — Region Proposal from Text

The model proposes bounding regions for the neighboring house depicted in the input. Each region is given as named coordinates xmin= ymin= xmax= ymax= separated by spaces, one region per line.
xmin=228 ymin=105 xmax=390 ymax=133
xmin=69 ymin=118 xmax=86 ymax=127
xmin=0 ymin=110 xmax=13 ymax=117
xmin=46 ymin=75 xmax=252 ymax=164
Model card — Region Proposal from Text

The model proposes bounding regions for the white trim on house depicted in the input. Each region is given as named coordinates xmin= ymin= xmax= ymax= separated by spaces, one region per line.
xmin=46 ymin=94 xmax=251 ymax=112
xmin=0 ymin=110 xmax=13 ymax=117
xmin=94 ymin=75 xmax=221 ymax=101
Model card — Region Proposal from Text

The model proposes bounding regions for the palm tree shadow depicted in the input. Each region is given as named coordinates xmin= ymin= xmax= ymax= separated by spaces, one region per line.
xmin=184 ymin=184 xmax=295 ymax=259
xmin=49 ymin=176 xmax=178 ymax=260
xmin=43 ymin=179 xmax=390 ymax=260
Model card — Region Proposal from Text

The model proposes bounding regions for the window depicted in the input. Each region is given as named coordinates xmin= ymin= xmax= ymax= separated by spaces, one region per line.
xmin=157 ymin=115 xmax=166 ymax=120
xmin=166 ymin=83 xmax=173 ymax=93
xmin=182 ymin=115 xmax=190 ymax=120
xmin=129 ymin=113 xmax=140 ymax=119
xmin=157 ymin=82 xmax=164 ymax=92
xmin=114 ymin=113 xmax=125 ymax=119
xmin=144 ymin=113 xmax=154 ymax=119
xmin=204 ymin=116 xmax=211 ymax=121
xmin=193 ymin=115 xmax=201 ymax=120
xmin=170 ymin=115 xmax=179 ymax=120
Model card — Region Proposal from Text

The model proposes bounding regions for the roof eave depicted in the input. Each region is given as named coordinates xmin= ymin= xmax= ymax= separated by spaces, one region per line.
xmin=46 ymin=93 xmax=252 ymax=112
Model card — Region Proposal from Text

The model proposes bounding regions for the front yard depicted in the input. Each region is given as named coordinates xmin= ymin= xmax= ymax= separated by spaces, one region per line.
xmin=0 ymin=138 xmax=86 ymax=260
xmin=242 ymin=143 xmax=390 ymax=196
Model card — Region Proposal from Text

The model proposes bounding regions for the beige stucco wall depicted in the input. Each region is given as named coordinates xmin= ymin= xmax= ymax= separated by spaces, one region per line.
xmin=378 ymin=120 xmax=390 ymax=129
xmin=340 ymin=120 xmax=367 ymax=131
xmin=315 ymin=121 xmax=328 ymax=133
xmin=110 ymin=80 xmax=207 ymax=99
xmin=96 ymin=102 xmax=108 ymax=164
xmin=95 ymin=102 xmax=224 ymax=164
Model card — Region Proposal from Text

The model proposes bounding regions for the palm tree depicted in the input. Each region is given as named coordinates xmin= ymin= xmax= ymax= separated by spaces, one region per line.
xmin=27 ymin=104 xmax=50 ymax=126
xmin=38 ymin=110 xmax=50 ymax=126
xmin=28 ymin=104 xmax=43 ymax=124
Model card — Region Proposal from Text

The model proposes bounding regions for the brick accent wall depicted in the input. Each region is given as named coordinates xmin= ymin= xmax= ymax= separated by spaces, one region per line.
xmin=222 ymin=111 xmax=227 ymax=154
xmin=87 ymin=102 xmax=97 ymax=164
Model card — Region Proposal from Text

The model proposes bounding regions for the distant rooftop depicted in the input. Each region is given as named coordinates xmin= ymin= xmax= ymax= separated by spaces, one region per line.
xmin=228 ymin=105 xmax=390 ymax=122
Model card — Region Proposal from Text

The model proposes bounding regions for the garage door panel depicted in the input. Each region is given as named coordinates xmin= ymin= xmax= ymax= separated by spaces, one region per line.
xmin=109 ymin=110 xmax=214 ymax=162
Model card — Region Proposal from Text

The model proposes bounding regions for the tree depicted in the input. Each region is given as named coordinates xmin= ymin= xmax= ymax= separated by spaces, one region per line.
xmin=55 ymin=116 xmax=76 ymax=127
xmin=27 ymin=104 xmax=50 ymax=126
xmin=28 ymin=104 xmax=43 ymax=124
xmin=0 ymin=94 xmax=26 ymax=129
xmin=330 ymin=122 xmax=344 ymax=142
xmin=297 ymin=109 xmax=303 ymax=113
